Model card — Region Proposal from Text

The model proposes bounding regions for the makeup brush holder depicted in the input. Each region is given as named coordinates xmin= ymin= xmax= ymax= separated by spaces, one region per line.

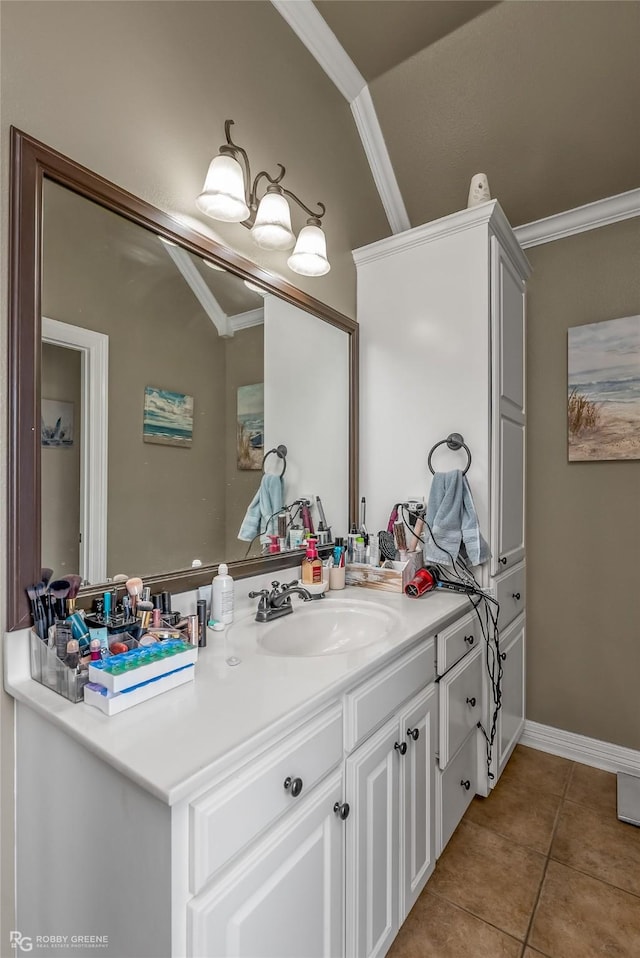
xmin=29 ymin=629 xmax=89 ymax=703
xmin=346 ymin=552 xmax=423 ymax=593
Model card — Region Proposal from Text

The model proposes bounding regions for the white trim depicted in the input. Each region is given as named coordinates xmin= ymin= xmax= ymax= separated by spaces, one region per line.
xmin=228 ymin=308 xmax=264 ymax=333
xmin=514 ymin=188 xmax=640 ymax=249
xmin=353 ymin=200 xmax=531 ymax=278
xmin=162 ymin=244 xmax=231 ymax=337
xmin=42 ymin=317 xmax=109 ymax=584
xmin=272 ymin=0 xmax=409 ymax=235
xmin=351 ymin=89 xmax=411 ymax=235
xmin=520 ymin=720 xmax=640 ymax=777
xmin=271 ymin=0 xmax=366 ymax=102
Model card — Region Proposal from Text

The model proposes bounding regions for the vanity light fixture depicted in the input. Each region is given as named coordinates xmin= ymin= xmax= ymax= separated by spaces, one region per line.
xmin=196 ymin=120 xmax=330 ymax=277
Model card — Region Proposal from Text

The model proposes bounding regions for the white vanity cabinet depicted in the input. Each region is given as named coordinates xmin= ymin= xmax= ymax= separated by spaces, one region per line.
xmin=354 ymin=200 xmax=531 ymax=793
xmin=434 ymin=616 xmax=483 ymax=855
xmin=344 ymin=641 xmax=438 ymax=958
xmin=188 ymin=770 xmax=345 ymax=958
xmin=11 ymin=600 xmax=474 ymax=958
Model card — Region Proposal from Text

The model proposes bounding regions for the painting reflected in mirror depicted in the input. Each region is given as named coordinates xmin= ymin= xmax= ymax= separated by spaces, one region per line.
xmin=8 ymin=128 xmax=357 ymax=630
xmin=39 ymin=179 xmax=350 ymax=586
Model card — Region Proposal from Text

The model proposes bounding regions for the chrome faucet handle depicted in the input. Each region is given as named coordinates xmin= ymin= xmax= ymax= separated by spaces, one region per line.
xmin=248 ymin=589 xmax=270 ymax=599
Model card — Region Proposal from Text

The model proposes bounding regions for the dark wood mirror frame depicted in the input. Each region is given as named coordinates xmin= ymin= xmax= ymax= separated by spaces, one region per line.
xmin=7 ymin=127 xmax=359 ymax=631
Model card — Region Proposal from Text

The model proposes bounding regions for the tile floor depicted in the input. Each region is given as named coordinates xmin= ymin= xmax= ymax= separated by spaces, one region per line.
xmin=387 ymin=744 xmax=640 ymax=958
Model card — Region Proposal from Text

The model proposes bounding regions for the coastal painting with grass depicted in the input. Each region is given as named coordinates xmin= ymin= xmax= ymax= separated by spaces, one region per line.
xmin=237 ymin=382 xmax=264 ymax=470
xmin=568 ymin=315 xmax=640 ymax=461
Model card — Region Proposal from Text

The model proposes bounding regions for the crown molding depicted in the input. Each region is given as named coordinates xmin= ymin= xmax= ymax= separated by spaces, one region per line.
xmin=272 ymin=0 xmax=408 ymax=235
xmin=351 ymin=88 xmax=411 ymax=235
xmin=271 ymin=0 xmax=365 ymax=102
xmin=228 ymin=307 xmax=264 ymax=333
xmin=514 ymin=188 xmax=640 ymax=248
xmin=520 ymin=720 xmax=640 ymax=777
xmin=353 ymin=199 xmax=530 ymax=278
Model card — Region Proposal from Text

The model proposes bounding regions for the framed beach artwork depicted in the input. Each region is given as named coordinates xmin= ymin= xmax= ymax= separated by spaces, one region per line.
xmin=237 ymin=382 xmax=264 ymax=470
xmin=567 ymin=315 xmax=640 ymax=462
xmin=143 ymin=386 xmax=193 ymax=447
xmin=41 ymin=399 xmax=74 ymax=447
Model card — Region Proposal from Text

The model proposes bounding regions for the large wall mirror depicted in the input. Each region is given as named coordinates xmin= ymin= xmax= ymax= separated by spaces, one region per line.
xmin=8 ymin=128 xmax=358 ymax=630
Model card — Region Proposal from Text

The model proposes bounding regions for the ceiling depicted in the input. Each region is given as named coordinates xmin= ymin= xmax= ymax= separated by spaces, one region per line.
xmin=315 ymin=0 xmax=499 ymax=82
xmin=292 ymin=1 xmax=640 ymax=231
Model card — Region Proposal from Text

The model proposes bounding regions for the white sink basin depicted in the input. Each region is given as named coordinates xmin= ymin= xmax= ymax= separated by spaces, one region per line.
xmin=257 ymin=599 xmax=399 ymax=657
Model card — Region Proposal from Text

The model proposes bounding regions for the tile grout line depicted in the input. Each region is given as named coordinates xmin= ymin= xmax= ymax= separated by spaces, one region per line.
xmin=551 ymin=765 xmax=640 ymax=901
xmin=519 ymin=762 xmax=575 ymax=955
xmin=425 ymin=886 xmax=527 ymax=948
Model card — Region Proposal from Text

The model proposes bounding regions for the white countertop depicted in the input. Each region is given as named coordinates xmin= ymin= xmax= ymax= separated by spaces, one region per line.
xmin=4 ymin=573 xmax=469 ymax=806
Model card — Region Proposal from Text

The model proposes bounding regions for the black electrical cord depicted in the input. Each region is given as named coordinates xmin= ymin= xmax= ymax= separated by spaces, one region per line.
xmin=242 ymin=501 xmax=301 ymax=559
xmin=400 ymin=503 xmax=503 ymax=781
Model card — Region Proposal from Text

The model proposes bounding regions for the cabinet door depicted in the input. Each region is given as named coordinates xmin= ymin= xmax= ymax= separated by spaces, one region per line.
xmin=399 ymin=684 xmax=438 ymax=919
xmin=495 ymin=615 xmax=526 ymax=781
xmin=346 ymin=717 xmax=400 ymax=958
xmin=491 ymin=238 xmax=526 ymax=575
xmin=188 ymin=771 xmax=344 ymax=958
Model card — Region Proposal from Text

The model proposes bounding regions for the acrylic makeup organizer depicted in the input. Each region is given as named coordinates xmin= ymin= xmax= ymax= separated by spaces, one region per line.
xmin=29 ymin=627 xmax=138 ymax=703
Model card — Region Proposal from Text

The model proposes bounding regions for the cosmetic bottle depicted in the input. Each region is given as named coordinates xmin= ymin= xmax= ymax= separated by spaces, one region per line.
xmin=212 ymin=563 xmax=234 ymax=625
xmin=301 ymin=538 xmax=322 ymax=585
xmin=289 ymin=524 xmax=304 ymax=550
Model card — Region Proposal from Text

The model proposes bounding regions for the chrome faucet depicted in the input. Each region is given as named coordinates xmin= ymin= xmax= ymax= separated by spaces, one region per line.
xmin=249 ymin=580 xmax=318 ymax=623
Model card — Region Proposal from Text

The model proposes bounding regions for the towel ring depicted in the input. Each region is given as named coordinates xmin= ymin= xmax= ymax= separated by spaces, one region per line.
xmin=262 ymin=444 xmax=287 ymax=477
xmin=428 ymin=433 xmax=472 ymax=475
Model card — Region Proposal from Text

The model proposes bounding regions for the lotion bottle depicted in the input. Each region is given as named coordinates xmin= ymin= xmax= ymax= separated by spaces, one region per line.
xmin=212 ymin=563 xmax=234 ymax=624
xmin=300 ymin=538 xmax=322 ymax=585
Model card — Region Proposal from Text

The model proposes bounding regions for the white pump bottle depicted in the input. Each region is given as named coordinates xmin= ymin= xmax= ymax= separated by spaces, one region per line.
xmin=212 ymin=563 xmax=234 ymax=625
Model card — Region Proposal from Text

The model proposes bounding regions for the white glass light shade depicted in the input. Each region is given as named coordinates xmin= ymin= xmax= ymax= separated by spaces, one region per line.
xmin=250 ymin=192 xmax=295 ymax=250
xmin=287 ymin=224 xmax=330 ymax=276
xmin=195 ymin=154 xmax=250 ymax=223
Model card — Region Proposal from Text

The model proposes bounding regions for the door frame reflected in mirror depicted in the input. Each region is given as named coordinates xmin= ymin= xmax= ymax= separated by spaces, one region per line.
xmin=7 ymin=127 xmax=359 ymax=631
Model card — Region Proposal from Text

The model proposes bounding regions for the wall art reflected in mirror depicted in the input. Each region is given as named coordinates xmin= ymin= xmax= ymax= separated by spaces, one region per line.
xmin=8 ymin=128 xmax=358 ymax=629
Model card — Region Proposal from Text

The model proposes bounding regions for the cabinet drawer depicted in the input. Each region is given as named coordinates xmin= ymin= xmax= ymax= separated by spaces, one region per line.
xmin=438 ymin=642 xmax=482 ymax=768
xmin=437 ymin=729 xmax=478 ymax=856
xmin=190 ymin=703 xmax=342 ymax=893
xmin=494 ymin=563 xmax=525 ymax=631
xmin=344 ymin=637 xmax=435 ymax=751
xmin=436 ymin=612 xmax=478 ymax=676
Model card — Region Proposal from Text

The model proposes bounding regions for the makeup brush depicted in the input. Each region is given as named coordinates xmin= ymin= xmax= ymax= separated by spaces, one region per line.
xmin=26 ymin=584 xmax=47 ymax=639
xmin=35 ymin=581 xmax=52 ymax=633
xmin=65 ymin=574 xmax=83 ymax=614
xmin=40 ymin=567 xmax=54 ymax=588
xmin=49 ymin=579 xmax=71 ymax=622
xmin=126 ymin=577 xmax=143 ymax=615
xmin=136 ymin=600 xmax=153 ymax=630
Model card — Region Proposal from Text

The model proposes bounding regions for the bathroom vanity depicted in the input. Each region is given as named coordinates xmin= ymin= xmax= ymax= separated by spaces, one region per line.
xmin=6 ymin=582 xmax=493 ymax=958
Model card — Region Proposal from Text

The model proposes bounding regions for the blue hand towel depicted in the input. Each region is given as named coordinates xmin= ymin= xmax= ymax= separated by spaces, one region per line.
xmin=238 ymin=473 xmax=284 ymax=542
xmin=423 ymin=470 xmax=489 ymax=567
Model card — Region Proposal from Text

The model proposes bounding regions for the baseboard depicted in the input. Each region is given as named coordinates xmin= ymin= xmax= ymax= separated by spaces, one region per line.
xmin=520 ymin=720 xmax=640 ymax=777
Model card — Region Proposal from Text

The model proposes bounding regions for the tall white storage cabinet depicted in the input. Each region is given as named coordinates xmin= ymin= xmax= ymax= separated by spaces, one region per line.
xmin=354 ymin=201 xmax=531 ymax=791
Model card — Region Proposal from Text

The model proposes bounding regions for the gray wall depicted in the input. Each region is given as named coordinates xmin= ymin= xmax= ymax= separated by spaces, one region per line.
xmin=1 ymin=4 xmax=387 ymax=932
xmin=526 ymin=218 xmax=640 ymax=750
xmin=224 ymin=325 xmax=265 ymax=562
xmin=41 ymin=344 xmax=82 ymax=576
xmin=42 ymin=190 xmax=228 ymax=578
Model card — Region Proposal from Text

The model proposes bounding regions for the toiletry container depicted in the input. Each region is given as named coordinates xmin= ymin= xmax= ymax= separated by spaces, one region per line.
xmin=212 ymin=563 xmax=234 ymax=625
xmin=301 ymin=539 xmax=322 ymax=585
